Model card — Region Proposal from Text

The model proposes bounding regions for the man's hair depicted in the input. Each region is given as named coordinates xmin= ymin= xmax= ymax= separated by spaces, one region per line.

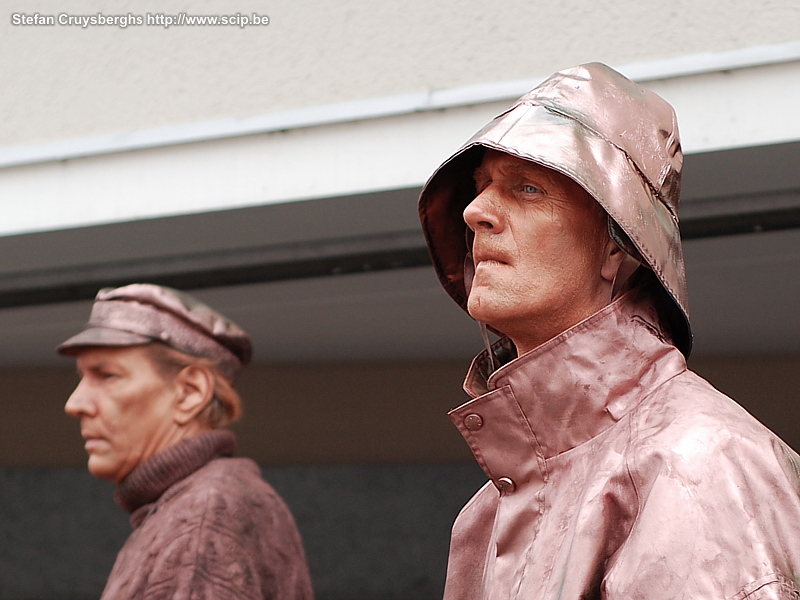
xmin=145 ymin=341 xmax=243 ymax=429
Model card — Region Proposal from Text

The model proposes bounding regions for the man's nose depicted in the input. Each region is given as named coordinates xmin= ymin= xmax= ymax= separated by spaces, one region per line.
xmin=463 ymin=187 xmax=504 ymax=233
xmin=64 ymin=380 xmax=95 ymax=418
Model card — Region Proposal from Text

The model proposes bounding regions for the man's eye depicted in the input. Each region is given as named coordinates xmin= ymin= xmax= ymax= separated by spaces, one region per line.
xmin=522 ymin=184 xmax=540 ymax=194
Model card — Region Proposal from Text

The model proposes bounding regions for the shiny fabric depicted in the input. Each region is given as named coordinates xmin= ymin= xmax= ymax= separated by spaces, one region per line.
xmin=418 ymin=63 xmax=691 ymax=355
xmin=58 ymin=283 xmax=252 ymax=380
xmin=103 ymin=431 xmax=313 ymax=600
xmin=443 ymin=290 xmax=800 ymax=600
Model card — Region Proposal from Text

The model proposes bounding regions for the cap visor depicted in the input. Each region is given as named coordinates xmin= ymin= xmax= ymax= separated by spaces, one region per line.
xmin=57 ymin=327 xmax=154 ymax=356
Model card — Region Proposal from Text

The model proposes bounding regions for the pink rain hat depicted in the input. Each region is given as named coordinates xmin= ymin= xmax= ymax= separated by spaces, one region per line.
xmin=418 ymin=63 xmax=691 ymax=355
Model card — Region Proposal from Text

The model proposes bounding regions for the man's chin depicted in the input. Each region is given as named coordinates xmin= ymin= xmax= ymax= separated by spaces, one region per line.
xmin=466 ymin=302 xmax=506 ymax=334
xmin=87 ymin=458 xmax=122 ymax=483
xmin=466 ymin=302 xmax=489 ymax=324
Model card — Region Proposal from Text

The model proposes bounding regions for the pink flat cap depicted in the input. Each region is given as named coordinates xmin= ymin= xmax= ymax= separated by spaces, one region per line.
xmin=58 ymin=284 xmax=252 ymax=380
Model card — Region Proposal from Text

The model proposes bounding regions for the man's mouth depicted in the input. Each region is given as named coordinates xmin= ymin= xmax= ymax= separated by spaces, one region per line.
xmin=474 ymin=254 xmax=510 ymax=267
xmin=472 ymin=245 xmax=510 ymax=266
xmin=82 ymin=434 xmax=107 ymax=452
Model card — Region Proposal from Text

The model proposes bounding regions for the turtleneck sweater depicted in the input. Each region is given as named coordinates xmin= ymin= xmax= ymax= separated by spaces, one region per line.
xmin=115 ymin=429 xmax=235 ymax=520
xmin=100 ymin=430 xmax=314 ymax=600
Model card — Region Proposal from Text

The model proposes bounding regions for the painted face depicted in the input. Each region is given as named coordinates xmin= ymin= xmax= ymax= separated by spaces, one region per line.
xmin=464 ymin=150 xmax=614 ymax=354
xmin=65 ymin=346 xmax=181 ymax=483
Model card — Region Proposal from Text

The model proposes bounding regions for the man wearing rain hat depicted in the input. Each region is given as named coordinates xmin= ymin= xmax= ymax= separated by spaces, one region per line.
xmin=418 ymin=63 xmax=800 ymax=599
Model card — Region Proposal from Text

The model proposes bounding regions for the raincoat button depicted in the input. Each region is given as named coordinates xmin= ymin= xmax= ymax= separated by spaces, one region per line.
xmin=497 ymin=477 xmax=516 ymax=493
xmin=464 ymin=413 xmax=483 ymax=431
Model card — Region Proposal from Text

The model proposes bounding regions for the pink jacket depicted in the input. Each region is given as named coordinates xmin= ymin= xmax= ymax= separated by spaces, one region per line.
xmin=103 ymin=431 xmax=313 ymax=600
xmin=444 ymin=290 xmax=800 ymax=599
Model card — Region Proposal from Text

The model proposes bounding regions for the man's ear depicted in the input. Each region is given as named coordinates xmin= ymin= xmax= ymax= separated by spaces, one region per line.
xmin=600 ymin=238 xmax=627 ymax=283
xmin=173 ymin=365 xmax=215 ymax=425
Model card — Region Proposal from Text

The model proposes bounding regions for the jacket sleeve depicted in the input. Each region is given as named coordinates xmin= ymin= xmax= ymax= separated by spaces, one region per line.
xmin=603 ymin=427 xmax=800 ymax=599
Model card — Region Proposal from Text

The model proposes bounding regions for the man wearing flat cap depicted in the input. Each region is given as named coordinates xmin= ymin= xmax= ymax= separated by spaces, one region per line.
xmin=419 ymin=63 xmax=800 ymax=599
xmin=59 ymin=283 xmax=313 ymax=600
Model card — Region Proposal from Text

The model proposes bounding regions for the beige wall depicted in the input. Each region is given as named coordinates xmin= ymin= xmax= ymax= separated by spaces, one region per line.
xmin=2 ymin=0 xmax=799 ymax=146
xmin=688 ymin=355 xmax=800 ymax=453
xmin=2 ymin=356 xmax=798 ymax=468
xmin=0 ymin=361 xmax=473 ymax=467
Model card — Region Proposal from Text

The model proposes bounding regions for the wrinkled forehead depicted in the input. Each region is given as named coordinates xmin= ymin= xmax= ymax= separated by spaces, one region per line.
xmin=475 ymin=148 xmax=589 ymax=184
xmin=74 ymin=344 xmax=154 ymax=369
xmin=474 ymin=149 xmax=541 ymax=179
xmin=470 ymin=147 xmax=600 ymax=212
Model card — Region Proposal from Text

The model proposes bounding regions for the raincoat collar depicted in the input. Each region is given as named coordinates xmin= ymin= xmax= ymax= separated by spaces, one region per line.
xmin=454 ymin=289 xmax=686 ymax=462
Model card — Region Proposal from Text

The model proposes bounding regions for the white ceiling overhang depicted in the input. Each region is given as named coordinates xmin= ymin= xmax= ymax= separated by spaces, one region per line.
xmin=1 ymin=42 xmax=799 ymax=237
xmin=1 ymin=43 xmax=799 ymax=365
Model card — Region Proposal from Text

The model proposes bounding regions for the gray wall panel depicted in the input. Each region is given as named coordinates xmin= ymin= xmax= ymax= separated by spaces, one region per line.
xmin=0 ymin=463 xmax=486 ymax=600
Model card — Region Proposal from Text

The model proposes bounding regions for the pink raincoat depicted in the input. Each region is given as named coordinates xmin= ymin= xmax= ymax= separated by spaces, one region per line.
xmin=444 ymin=288 xmax=800 ymax=599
